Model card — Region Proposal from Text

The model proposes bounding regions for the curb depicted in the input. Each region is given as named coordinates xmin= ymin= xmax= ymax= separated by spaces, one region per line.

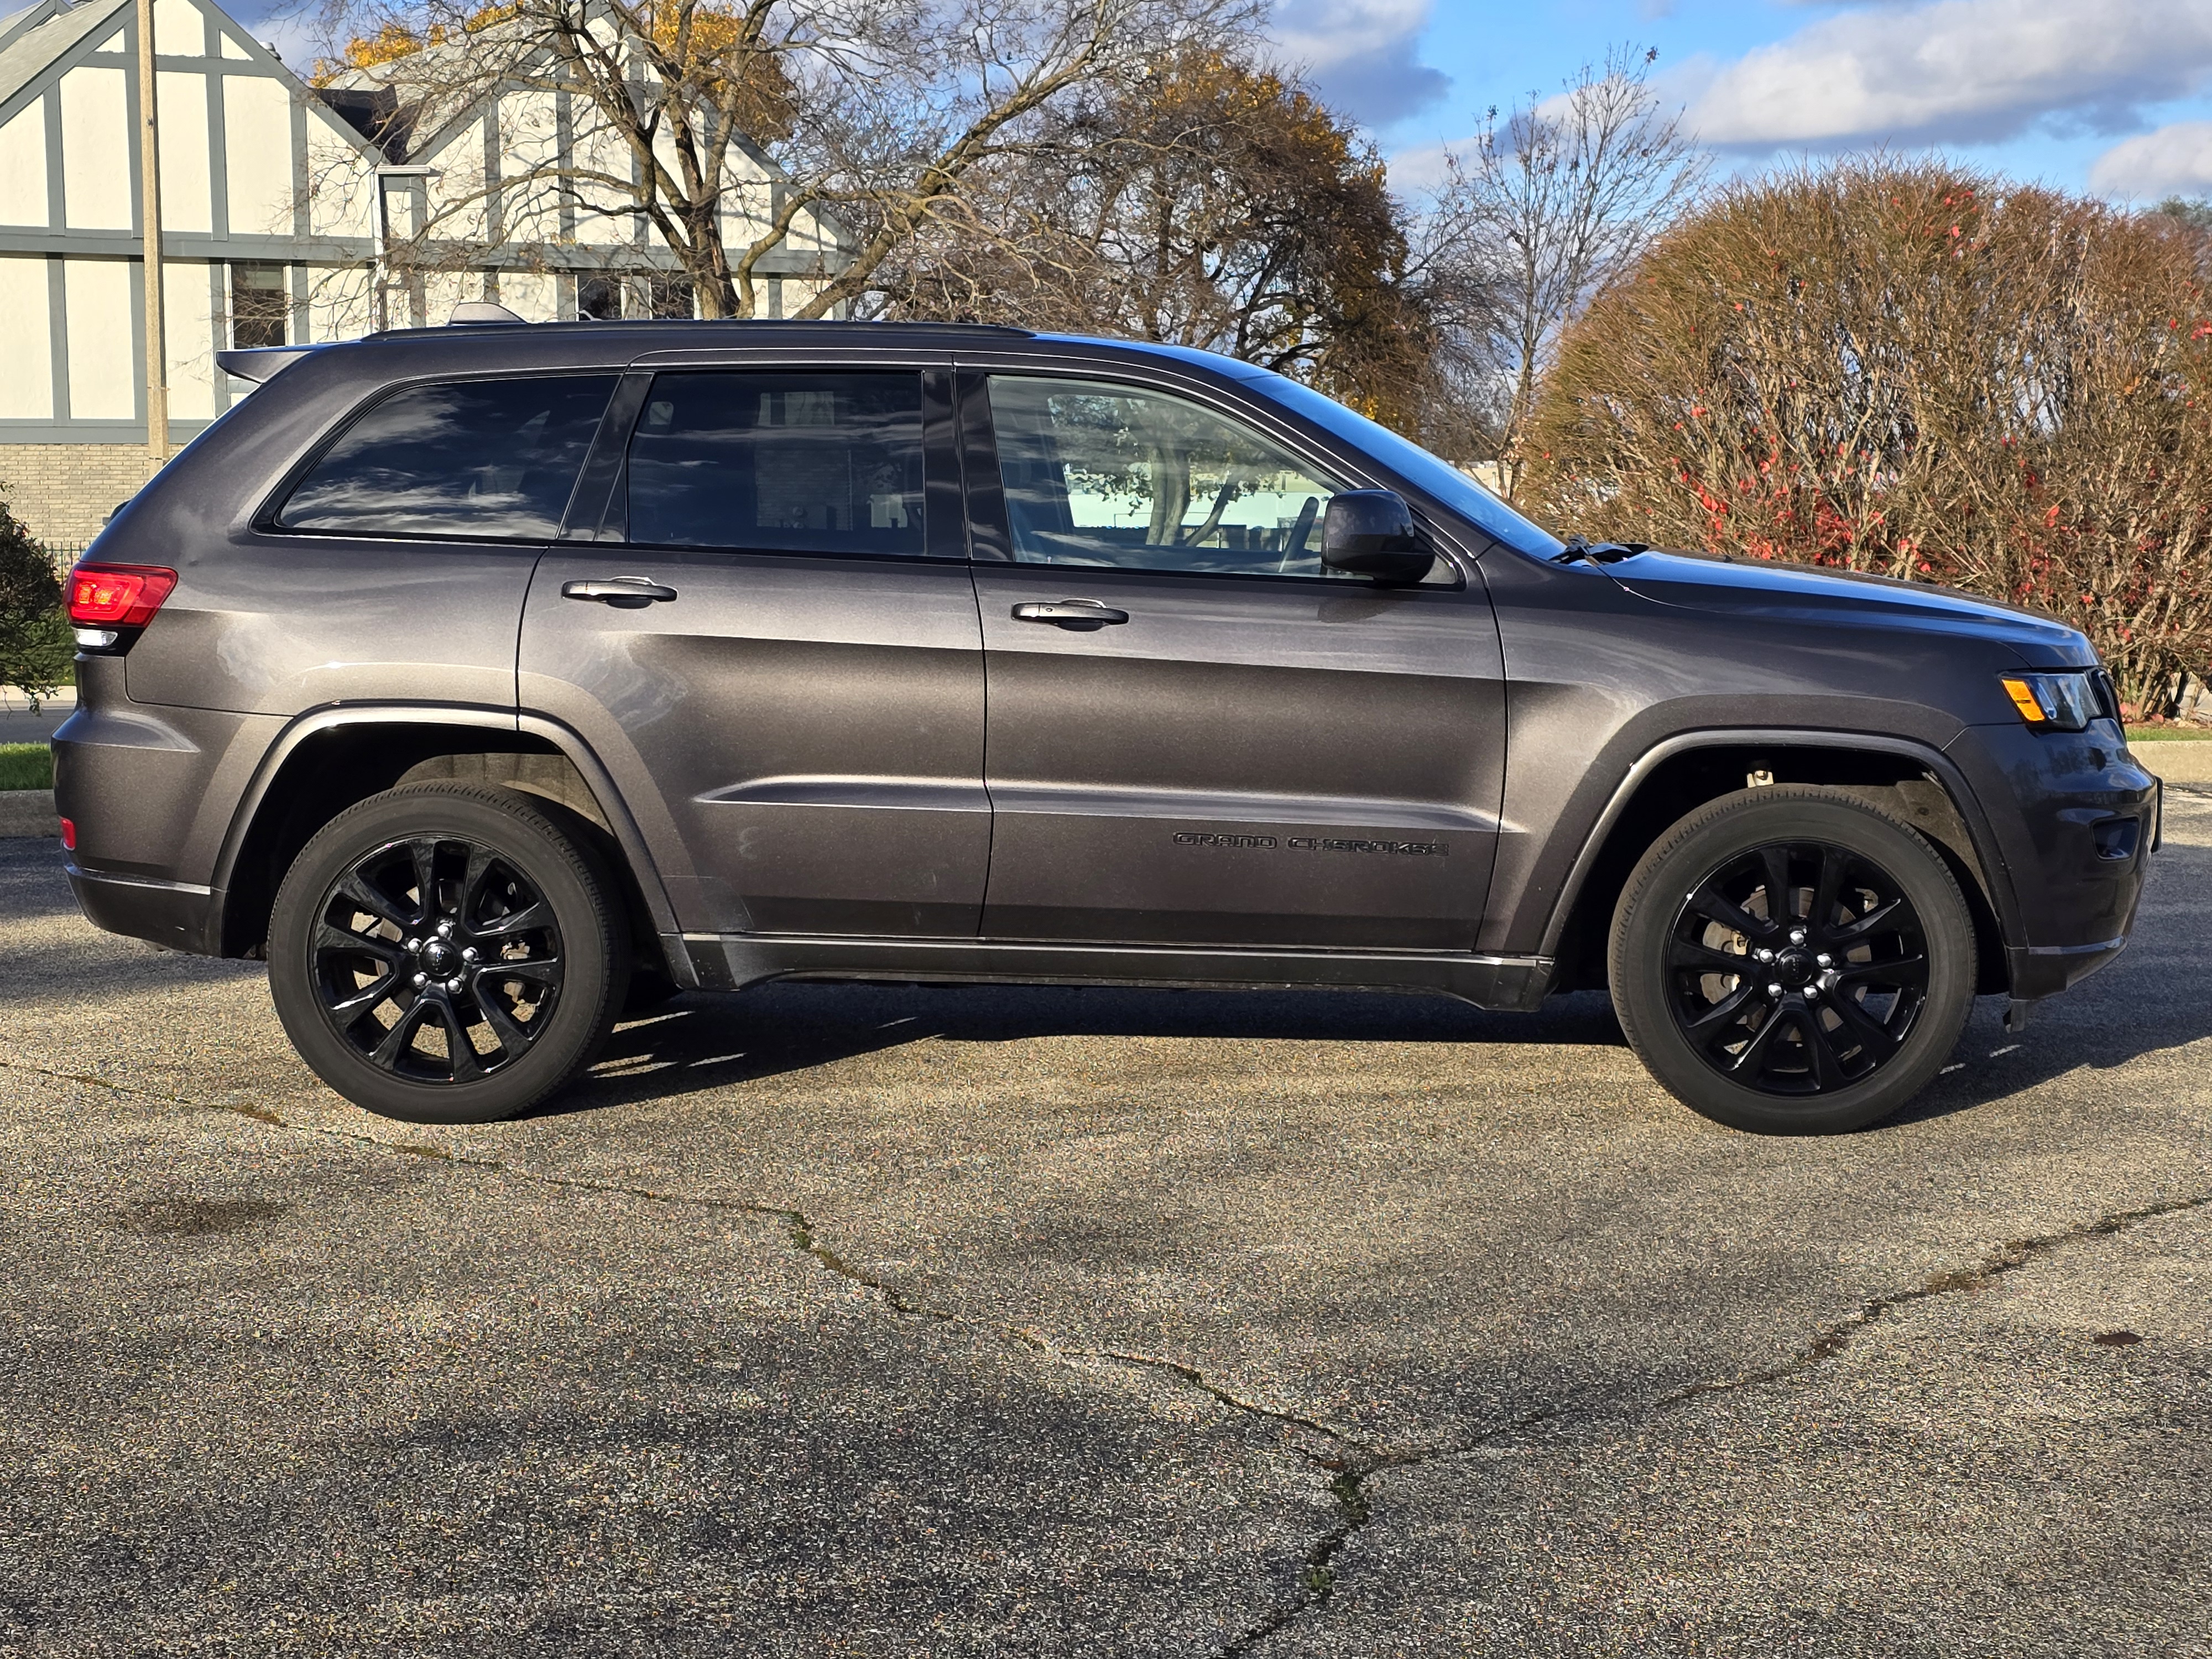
xmin=0 ymin=790 xmax=58 ymax=840
xmin=2136 ymin=743 xmax=2212 ymax=785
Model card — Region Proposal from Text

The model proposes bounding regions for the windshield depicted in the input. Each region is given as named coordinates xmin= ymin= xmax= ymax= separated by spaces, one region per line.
xmin=1230 ymin=368 xmax=1567 ymax=557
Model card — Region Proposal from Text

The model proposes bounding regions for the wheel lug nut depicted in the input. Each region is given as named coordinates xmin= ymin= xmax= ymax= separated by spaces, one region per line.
xmin=1816 ymin=953 xmax=1832 ymax=968
xmin=436 ymin=921 xmax=455 ymax=939
xmin=412 ymin=972 xmax=427 ymax=988
xmin=405 ymin=937 xmax=421 ymax=954
xmin=447 ymin=977 xmax=465 ymax=993
xmin=1790 ymin=928 xmax=1807 ymax=945
xmin=1804 ymin=984 xmax=1820 ymax=1000
xmin=1755 ymin=948 xmax=1774 ymax=963
xmin=1767 ymin=982 xmax=1783 ymax=997
xmin=461 ymin=947 xmax=478 ymax=962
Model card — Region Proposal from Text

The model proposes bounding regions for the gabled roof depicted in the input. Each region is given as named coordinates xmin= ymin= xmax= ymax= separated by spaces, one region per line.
xmin=0 ymin=0 xmax=128 ymax=114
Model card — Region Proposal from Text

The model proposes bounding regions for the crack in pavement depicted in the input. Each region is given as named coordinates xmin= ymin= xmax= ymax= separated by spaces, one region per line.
xmin=8 ymin=1053 xmax=2212 ymax=1655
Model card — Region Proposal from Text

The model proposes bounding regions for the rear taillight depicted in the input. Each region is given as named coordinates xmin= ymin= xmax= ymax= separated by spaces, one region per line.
xmin=69 ymin=564 xmax=176 ymax=628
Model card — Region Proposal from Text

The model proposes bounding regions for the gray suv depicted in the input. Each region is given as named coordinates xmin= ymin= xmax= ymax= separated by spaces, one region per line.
xmin=54 ymin=320 xmax=2159 ymax=1134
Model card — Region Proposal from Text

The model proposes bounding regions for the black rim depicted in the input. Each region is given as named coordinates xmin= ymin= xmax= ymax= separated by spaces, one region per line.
xmin=1666 ymin=840 xmax=1929 ymax=1097
xmin=310 ymin=836 xmax=563 ymax=1084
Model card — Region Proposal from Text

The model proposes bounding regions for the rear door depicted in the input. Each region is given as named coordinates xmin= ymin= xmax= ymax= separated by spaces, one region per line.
xmin=520 ymin=364 xmax=989 ymax=938
xmin=967 ymin=371 xmax=1507 ymax=951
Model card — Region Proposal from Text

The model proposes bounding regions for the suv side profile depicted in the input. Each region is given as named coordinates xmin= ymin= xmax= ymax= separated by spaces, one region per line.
xmin=54 ymin=321 xmax=2159 ymax=1134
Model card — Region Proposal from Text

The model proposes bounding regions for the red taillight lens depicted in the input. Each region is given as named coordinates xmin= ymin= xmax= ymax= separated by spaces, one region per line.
xmin=69 ymin=563 xmax=177 ymax=628
xmin=59 ymin=817 xmax=76 ymax=851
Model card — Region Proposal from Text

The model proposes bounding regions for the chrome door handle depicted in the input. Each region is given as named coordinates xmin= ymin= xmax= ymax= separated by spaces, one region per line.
xmin=1011 ymin=599 xmax=1129 ymax=630
xmin=562 ymin=578 xmax=677 ymax=608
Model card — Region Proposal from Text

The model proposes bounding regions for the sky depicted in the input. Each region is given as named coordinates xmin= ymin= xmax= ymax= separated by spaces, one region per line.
xmin=215 ymin=0 xmax=2212 ymax=205
xmin=1270 ymin=0 xmax=2212 ymax=203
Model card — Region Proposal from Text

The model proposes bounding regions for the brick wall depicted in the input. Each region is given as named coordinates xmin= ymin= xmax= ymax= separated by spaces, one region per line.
xmin=0 ymin=445 xmax=160 ymax=553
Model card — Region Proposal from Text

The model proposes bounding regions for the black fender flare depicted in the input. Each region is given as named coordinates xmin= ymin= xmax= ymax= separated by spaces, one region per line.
xmin=1535 ymin=727 xmax=2025 ymax=965
xmin=208 ymin=702 xmax=690 ymax=979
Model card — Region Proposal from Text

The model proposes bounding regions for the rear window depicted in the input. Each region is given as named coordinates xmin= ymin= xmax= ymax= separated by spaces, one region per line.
xmin=625 ymin=372 xmax=926 ymax=556
xmin=278 ymin=375 xmax=617 ymax=539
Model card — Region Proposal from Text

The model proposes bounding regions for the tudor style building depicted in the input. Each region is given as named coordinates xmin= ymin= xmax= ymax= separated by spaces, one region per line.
xmin=0 ymin=0 xmax=846 ymax=546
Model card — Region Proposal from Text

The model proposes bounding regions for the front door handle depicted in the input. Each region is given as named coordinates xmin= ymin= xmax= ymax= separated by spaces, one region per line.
xmin=1011 ymin=599 xmax=1130 ymax=630
xmin=562 ymin=578 xmax=678 ymax=608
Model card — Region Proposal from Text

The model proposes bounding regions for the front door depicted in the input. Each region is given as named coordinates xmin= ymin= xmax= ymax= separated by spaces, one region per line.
xmin=970 ymin=373 xmax=1506 ymax=951
xmin=521 ymin=367 xmax=989 ymax=938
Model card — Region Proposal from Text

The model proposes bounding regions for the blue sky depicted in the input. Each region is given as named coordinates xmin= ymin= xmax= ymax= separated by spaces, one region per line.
xmin=1271 ymin=0 xmax=2212 ymax=202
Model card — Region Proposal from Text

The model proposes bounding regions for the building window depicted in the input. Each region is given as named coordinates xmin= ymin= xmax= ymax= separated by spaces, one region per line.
xmin=231 ymin=264 xmax=289 ymax=349
xmin=576 ymin=274 xmax=622 ymax=321
xmin=642 ymin=274 xmax=695 ymax=319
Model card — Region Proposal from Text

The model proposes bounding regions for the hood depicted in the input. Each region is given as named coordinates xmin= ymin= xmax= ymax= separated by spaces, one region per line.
xmin=1601 ymin=549 xmax=2098 ymax=669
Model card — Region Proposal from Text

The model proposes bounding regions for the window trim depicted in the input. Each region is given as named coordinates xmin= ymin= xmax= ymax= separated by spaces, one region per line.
xmin=257 ymin=370 xmax=625 ymax=545
xmin=961 ymin=367 xmax=1468 ymax=589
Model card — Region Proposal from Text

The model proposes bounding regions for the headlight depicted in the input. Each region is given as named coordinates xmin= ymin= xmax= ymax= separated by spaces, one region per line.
xmin=2000 ymin=672 xmax=2103 ymax=731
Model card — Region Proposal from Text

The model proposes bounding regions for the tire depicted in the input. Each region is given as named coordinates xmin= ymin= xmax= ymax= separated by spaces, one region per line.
xmin=267 ymin=782 xmax=630 ymax=1124
xmin=1609 ymin=786 xmax=1976 ymax=1135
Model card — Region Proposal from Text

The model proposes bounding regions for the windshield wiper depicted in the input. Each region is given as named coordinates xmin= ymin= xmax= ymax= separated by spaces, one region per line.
xmin=1552 ymin=534 xmax=1651 ymax=565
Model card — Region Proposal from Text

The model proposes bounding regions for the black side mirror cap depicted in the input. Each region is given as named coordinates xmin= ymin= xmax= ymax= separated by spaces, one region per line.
xmin=1321 ymin=489 xmax=1433 ymax=584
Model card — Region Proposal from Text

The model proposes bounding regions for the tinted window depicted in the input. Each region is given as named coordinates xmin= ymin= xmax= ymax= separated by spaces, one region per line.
xmin=279 ymin=376 xmax=616 ymax=539
xmin=988 ymin=376 xmax=1350 ymax=577
xmin=626 ymin=372 xmax=926 ymax=556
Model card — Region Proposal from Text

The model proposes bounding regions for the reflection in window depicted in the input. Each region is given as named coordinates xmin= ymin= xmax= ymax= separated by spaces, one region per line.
xmin=625 ymin=372 xmax=926 ymax=556
xmin=230 ymin=263 xmax=290 ymax=349
xmin=987 ymin=376 xmax=1348 ymax=577
xmin=278 ymin=376 xmax=617 ymax=539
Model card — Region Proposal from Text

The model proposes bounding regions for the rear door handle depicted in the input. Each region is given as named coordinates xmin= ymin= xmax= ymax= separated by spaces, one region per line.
xmin=1011 ymin=599 xmax=1129 ymax=630
xmin=562 ymin=578 xmax=677 ymax=608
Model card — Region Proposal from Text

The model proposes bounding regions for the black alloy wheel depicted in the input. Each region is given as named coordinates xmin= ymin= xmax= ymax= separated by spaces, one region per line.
xmin=1667 ymin=840 xmax=1928 ymax=1095
xmin=269 ymin=784 xmax=628 ymax=1124
xmin=1610 ymin=787 xmax=1977 ymax=1135
xmin=312 ymin=835 xmax=565 ymax=1084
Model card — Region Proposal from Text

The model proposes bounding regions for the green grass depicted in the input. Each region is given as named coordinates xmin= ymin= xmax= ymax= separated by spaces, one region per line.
xmin=2129 ymin=724 xmax=2212 ymax=741
xmin=0 ymin=744 xmax=52 ymax=792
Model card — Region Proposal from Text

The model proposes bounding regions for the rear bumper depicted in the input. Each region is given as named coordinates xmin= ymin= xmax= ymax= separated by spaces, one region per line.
xmin=65 ymin=862 xmax=223 ymax=955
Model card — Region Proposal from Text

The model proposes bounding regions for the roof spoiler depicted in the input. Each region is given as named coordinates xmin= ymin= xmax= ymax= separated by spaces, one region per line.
xmin=216 ymin=345 xmax=324 ymax=384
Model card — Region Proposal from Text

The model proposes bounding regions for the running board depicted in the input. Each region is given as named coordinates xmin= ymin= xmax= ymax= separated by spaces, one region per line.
xmin=675 ymin=933 xmax=1556 ymax=1012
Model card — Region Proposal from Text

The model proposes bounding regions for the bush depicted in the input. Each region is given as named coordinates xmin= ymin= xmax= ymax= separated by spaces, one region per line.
xmin=0 ymin=484 xmax=71 ymax=708
xmin=1522 ymin=158 xmax=2212 ymax=712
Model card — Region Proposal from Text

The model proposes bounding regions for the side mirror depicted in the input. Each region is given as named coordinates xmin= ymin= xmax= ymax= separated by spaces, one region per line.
xmin=1321 ymin=490 xmax=1433 ymax=583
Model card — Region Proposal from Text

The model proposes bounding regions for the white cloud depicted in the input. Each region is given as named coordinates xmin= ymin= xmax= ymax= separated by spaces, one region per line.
xmin=2091 ymin=119 xmax=2212 ymax=193
xmin=1687 ymin=0 xmax=2212 ymax=149
xmin=1268 ymin=0 xmax=1450 ymax=126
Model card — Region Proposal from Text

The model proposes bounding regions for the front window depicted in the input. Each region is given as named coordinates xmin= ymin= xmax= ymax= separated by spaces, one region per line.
xmin=987 ymin=376 xmax=1352 ymax=578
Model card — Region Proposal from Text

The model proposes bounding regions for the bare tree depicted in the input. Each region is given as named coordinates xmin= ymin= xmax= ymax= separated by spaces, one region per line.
xmin=1428 ymin=45 xmax=1706 ymax=499
xmin=315 ymin=0 xmax=1260 ymax=320
xmin=877 ymin=49 xmax=1449 ymax=427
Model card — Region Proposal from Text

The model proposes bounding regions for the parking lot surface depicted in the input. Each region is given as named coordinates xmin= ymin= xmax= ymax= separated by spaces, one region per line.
xmin=2 ymin=791 xmax=2208 ymax=1657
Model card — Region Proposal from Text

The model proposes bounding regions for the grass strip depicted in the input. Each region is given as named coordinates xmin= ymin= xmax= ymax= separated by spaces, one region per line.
xmin=0 ymin=743 xmax=53 ymax=791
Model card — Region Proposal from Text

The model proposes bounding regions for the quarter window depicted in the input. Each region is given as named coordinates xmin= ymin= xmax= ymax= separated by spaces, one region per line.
xmin=625 ymin=372 xmax=926 ymax=557
xmin=277 ymin=376 xmax=617 ymax=539
xmin=987 ymin=375 xmax=1349 ymax=577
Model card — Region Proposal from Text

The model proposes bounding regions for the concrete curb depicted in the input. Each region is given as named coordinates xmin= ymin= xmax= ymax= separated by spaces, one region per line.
xmin=0 ymin=790 xmax=58 ymax=840
xmin=2136 ymin=742 xmax=2212 ymax=784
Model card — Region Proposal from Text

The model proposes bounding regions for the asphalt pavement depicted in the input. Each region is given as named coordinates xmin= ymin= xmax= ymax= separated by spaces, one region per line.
xmin=1 ymin=790 xmax=2208 ymax=1656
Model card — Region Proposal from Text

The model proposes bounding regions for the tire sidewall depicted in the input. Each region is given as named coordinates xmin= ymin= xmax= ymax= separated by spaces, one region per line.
xmin=1611 ymin=790 xmax=1977 ymax=1135
xmin=268 ymin=785 xmax=627 ymax=1124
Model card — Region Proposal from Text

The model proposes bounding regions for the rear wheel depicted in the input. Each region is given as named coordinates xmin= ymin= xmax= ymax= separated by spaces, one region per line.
xmin=267 ymin=783 xmax=628 ymax=1124
xmin=1609 ymin=787 xmax=1976 ymax=1135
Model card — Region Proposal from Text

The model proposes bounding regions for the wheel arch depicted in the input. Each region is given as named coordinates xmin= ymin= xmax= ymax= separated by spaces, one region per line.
xmin=210 ymin=705 xmax=687 ymax=981
xmin=1540 ymin=732 xmax=2018 ymax=999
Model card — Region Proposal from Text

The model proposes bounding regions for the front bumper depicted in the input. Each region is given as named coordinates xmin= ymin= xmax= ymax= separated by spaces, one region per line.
xmin=1946 ymin=722 xmax=2158 ymax=1000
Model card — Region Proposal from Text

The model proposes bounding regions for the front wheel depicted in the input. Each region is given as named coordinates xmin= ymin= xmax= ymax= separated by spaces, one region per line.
xmin=1609 ymin=787 xmax=1978 ymax=1135
xmin=267 ymin=783 xmax=629 ymax=1124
